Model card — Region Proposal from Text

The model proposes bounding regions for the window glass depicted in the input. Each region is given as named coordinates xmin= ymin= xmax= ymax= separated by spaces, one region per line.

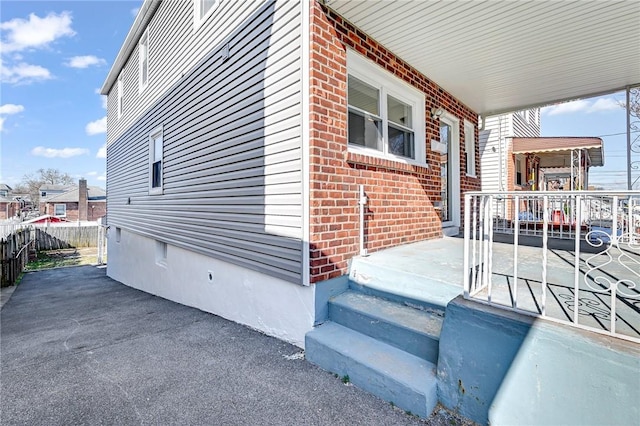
xmin=54 ymin=204 xmax=66 ymax=216
xmin=348 ymin=76 xmax=379 ymax=116
xmin=346 ymin=51 xmax=425 ymax=163
xmin=348 ymin=111 xmax=381 ymax=150
xmin=387 ymin=96 xmax=412 ymax=128
xmin=387 ymin=96 xmax=414 ymax=158
xmin=152 ymin=134 xmax=162 ymax=189
xmin=200 ymin=0 xmax=217 ymax=18
xmin=348 ymin=76 xmax=382 ymax=150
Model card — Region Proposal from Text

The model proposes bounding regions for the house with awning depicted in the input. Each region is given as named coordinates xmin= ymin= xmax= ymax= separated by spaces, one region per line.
xmin=511 ymin=136 xmax=605 ymax=192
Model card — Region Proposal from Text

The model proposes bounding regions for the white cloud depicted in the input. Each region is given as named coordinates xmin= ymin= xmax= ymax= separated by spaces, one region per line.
xmin=542 ymin=100 xmax=590 ymax=116
xmin=131 ymin=7 xmax=141 ymax=17
xmin=0 ymin=103 xmax=24 ymax=131
xmin=0 ymin=103 xmax=24 ymax=115
xmin=31 ymin=146 xmax=89 ymax=158
xmin=0 ymin=11 xmax=75 ymax=53
xmin=542 ymin=97 xmax=622 ymax=116
xmin=86 ymin=116 xmax=107 ymax=135
xmin=66 ymin=55 xmax=106 ymax=69
xmin=96 ymin=144 xmax=107 ymax=159
xmin=587 ymin=98 xmax=619 ymax=113
xmin=86 ymin=171 xmax=98 ymax=176
xmin=1 ymin=61 xmax=51 ymax=84
xmin=97 ymin=174 xmax=106 ymax=182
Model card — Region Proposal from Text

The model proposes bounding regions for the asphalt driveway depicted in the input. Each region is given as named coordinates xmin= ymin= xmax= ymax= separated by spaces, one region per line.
xmin=0 ymin=266 xmax=436 ymax=425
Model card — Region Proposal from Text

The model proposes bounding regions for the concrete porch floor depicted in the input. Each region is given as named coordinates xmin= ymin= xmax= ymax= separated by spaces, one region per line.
xmin=349 ymin=235 xmax=640 ymax=341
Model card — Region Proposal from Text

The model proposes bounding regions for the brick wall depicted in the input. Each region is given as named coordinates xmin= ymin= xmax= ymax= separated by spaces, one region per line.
xmin=44 ymin=202 xmax=106 ymax=222
xmin=308 ymin=1 xmax=482 ymax=283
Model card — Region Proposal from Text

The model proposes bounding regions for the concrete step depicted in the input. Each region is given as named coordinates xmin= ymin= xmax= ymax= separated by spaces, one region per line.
xmin=349 ymin=256 xmax=462 ymax=310
xmin=329 ymin=291 xmax=443 ymax=363
xmin=305 ymin=321 xmax=438 ymax=418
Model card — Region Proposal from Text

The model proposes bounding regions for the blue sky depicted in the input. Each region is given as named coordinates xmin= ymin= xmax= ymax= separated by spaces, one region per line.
xmin=1 ymin=0 xmax=140 ymax=189
xmin=541 ymin=93 xmax=635 ymax=190
xmin=0 ymin=1 xmax=635 ymax=191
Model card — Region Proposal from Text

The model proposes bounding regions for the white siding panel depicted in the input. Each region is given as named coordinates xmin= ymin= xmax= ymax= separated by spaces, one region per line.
xmin=479 ymin=115 xmax=505 ymax=192
xmin=107 ymin=0 xmax=304 ymax=283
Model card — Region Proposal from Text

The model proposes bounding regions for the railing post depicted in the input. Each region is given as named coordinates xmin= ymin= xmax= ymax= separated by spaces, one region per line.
xmin=612 ymin=196 xmax=619 ymax=244
xmin=463 ymin=193 xmax=471 ymax=298
xmin=541 ymin=195 xmax=549 ymax=316
xmin=513 ymin=195 xmax=520 ymax=309
xmin=573 ymin=195 xmax=582 ymax=325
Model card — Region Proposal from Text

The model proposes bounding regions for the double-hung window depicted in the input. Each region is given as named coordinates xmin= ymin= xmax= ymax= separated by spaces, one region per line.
xmin=149 ymin=127 xmax=163 ymax=194
xmin=139 ymin=30 xmax=149 ymax=91
xmin=347 ymin=50 xmax=425 ymax=164
xmin=54 ymin=204 xmax=66 ymax=217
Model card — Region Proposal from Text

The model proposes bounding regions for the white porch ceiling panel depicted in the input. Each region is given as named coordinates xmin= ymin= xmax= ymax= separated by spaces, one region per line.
xmin=326 ymin=0 xmax=640 ymax=116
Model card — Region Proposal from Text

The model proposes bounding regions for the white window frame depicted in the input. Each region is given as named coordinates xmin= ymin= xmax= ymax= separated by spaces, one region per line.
xmin=347 ymin=50 xmax=426 ymax=166
xmin=117 ymin=75 xmax=123 ymax=119
xmin=54 ymin=204 xmax=66 ymax=217
xmin=149 ymin=126 xmax=163 ymax=195
xmin=194 ymin=0 xmax=220 ymax=29
xmin=464 ymin=120 xmax=476 ymax=177
xmin=139 ymin=29 xmax=149 ymax=92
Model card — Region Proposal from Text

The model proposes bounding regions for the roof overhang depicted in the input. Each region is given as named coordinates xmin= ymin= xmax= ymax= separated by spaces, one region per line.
xmin=100 ymin=0 xmax=161 ymax=95
xmin=326 ymin=0 xmax=640 ymax=116
xmin=513 ymin=137 xmax=604 ymax=168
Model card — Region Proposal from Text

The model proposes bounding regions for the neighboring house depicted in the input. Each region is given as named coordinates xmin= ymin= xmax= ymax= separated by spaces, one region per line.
xmin=0 ymin=184 xmax=21 ymax=220
xmin=480 ymin=113 xmax=604 ymax=194
xmin=100 ymin=0 xmax=481 ymax=346
xmin=39 ymin=184 xmax=73 ymax=212
xmin=0 ymin=184 xmax=11 ymax=198
xmin=42 ymin=179 xmax=106 ymax=222
xmin=0 ymin=196 xmax=20 ymax=221
xmin=479 ymin=110 xmax=541 ymax=192
xmin=511 ymin=136 xmax=604 ymax=192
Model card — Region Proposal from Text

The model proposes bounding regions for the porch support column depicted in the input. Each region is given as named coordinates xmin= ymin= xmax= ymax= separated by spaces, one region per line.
xmin=627 ymin=86 xmax=632 ymax=190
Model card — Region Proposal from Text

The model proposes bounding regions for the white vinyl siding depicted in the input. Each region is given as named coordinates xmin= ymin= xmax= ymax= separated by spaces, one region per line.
xmin=479 ymin=110 xmax=540 ymax=191
xmin=105 ymin=0 xmax=270 ymax=145
xmin=106 ymin=0 xmax=303 ymax=284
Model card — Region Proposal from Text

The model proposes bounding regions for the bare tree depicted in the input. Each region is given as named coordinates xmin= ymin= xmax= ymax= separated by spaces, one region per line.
xmin=19 ymin=168 xmax=75 ymax=207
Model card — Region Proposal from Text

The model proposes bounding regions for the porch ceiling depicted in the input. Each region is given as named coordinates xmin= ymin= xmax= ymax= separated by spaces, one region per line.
xmin=326 ymin=0 xmax=640 ymax=116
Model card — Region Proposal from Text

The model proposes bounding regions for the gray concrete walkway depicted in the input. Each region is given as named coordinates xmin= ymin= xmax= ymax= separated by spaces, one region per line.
xmin=0 ymin=266 xmax=463 ymax=425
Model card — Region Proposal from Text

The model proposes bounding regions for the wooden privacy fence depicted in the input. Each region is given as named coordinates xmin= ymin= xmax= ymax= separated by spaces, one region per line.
xmin=0 ymin=230 xmax=33 ymax=287
xmin=0 ymin=225 xmax=105 ymax=286
xmin=33 ymin=226 xmax=100 ymax=250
